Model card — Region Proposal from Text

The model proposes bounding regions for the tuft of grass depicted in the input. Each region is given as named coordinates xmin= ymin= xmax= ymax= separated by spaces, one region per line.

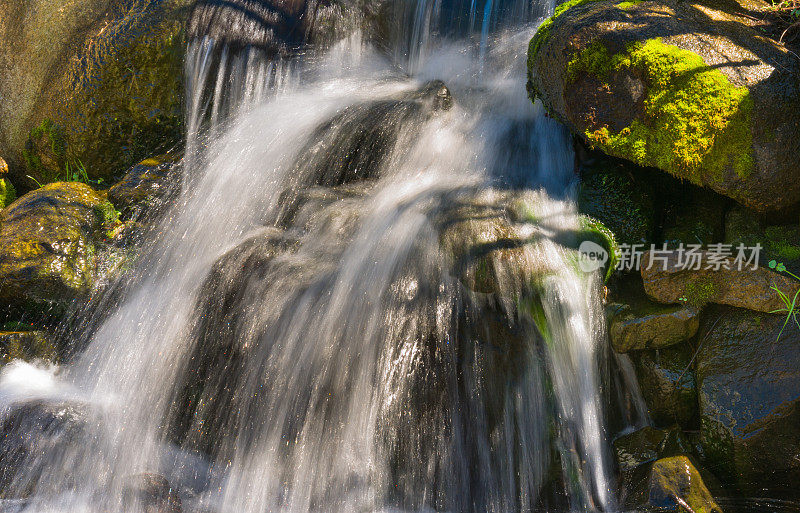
xmin=768 ymin=260 xmax=800 ymax=341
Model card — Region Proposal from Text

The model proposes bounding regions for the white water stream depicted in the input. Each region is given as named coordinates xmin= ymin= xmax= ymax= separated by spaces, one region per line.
xmin=0 ymin=1 xmax=622 ymax=511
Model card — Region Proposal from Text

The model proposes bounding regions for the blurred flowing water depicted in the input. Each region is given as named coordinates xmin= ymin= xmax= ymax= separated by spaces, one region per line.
xmin=0 ymin=0 xmax=631 ymax=511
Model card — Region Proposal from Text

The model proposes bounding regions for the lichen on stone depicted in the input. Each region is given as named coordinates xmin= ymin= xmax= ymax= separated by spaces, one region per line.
xmin=569 ymin=38 xmax=754 ymax=184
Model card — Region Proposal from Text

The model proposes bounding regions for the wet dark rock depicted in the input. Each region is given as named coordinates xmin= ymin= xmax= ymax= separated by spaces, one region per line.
xmin=0 ymin=182 xmax=120 ymax=310
xmin=527 ymin=0 xmax=800 ymax=212
xmin=608 ymin=299 xmax=699 ymax=353
xmin=0 ymin=400 xmax=91 ymax=498
xmin=660 ymin=188 xmax=727 ymax=248
xmin=122 ymin=473 xmax=182 ymax=513
xmin=107 ymin=154 xmax=181 ymax=214
xmin=288 ymin=81 xmax=453 ymax=189
xmin=631 ymin=342 xmax=698 ymax=429
xmin=696 ymin=307 xmax=800 ymax=495
xmin=614 ymin=426 xmax=679 ymax=473
xmin=188 ymin=0 xmax=349 ymax=55
xmin=640 ymin=250 xmax=800 ymax=312
xmin=189 ymin=0 xmax=309 ymax=54
xmin=439 ymin=191 xmax=563 ymax=295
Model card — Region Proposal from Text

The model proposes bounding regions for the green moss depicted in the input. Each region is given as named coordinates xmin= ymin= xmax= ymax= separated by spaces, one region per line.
xmin=23 ymin=119 xmax=68 ymax=182
xmin=0 ymin=178 xmax=16 ymax=209
xmin=528 ymin=0 xmax=603 ymax=71
xmin=765 ymin=226 xmax=800 ymax=261
xmin=683 ymin=279 xmax=716 ymax=307
xmin=570 ymin=38 xmax=753 ymax=184
xmin=520 ymin=292 xmax=553 ymax=347
xmin=616 ymin=0 xmax=642 ymax=8
xmin=579 ymin=214 xmax=620 ymax=280
xmin=578 ymin=159 xmax=654 ymax=246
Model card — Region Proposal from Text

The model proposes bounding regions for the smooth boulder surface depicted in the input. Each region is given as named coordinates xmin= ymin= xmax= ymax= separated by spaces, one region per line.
xmin=0 ymin=182 xmax=120 ymax=309
xmin=0 ymin=0 xmax=189 ymax=184
xmin=527 ymin=0 xmax=800 ymax=212
xmin=696 ymin=306 xmax=800 ymax=494
xmin=608 ymin=300 xmax=699 ymax=353
xmin=640 ymin=250 xmax=799 ymax=312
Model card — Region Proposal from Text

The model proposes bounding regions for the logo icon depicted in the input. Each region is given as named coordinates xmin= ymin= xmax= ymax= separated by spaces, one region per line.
xmin=578 ymin=240 xmax=608 ymax=273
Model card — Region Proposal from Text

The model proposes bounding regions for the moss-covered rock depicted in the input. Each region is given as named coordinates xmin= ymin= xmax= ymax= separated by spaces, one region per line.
xmin=528 ymin=0 xmax=800 ymax=212
xmin=0 ymin=156 xmax=16 ymax=209
xmin=0 ymin=182 xmax=120 ymax=310
xmin=0 ymin=0 xmax=189 ymax=186
xmin=696 ymin=306 xmax=800 ymax=494
xmin=613 ymin=427 xmax=721 ymax=511
xmin=0 ymin=331 xmax=58 ymax=364
xmin=0 ymin=179 xmax=16 ymax=210
xmin=640 ymin=249 xmax=800 ymax=312
xmin=631 ymin=342 xmax=698 ymax=428
xmin=578 ymin=158 xmax=654 ymax=245
xmin=647 ymin=456 xmax=723 ymax=513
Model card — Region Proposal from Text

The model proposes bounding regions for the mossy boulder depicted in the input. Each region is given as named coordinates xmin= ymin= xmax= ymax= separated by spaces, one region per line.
xmin=631 ymin=342 xmax=698 ymax=428
xmin=527 ymin=0 xmax=800 ymax=212
xmin=0 ymin=0 xmax=189 ymax=186
xmin=0 ymin=182 xmax=120 ymax=310
xmin=0 ymin=331 xmax=57 ymax=364
xmin=640 ymin=249 xmax=800 ymax=312
xmin=614 ymin=427 xmax=721 ymax=511
xmin=0 ymin=179 xmax=16 ymax=210
xmin=696 ymin=306 xmax=800 ymax=494
xmin=0 ymin=157 xmax=16 ymax=209
xmin=647 ymin=456 xmax=723 ymax=513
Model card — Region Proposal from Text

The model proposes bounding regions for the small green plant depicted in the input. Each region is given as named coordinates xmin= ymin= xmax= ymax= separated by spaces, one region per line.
xmin=65 ymin=159 xmax=104 ymax=186
xmin=768 ymin=260 xmax=800 ymax=341
xmin=26 ymin=175 xmax=44 ymax=188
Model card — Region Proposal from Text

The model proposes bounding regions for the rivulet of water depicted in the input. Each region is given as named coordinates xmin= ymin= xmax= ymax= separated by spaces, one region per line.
xmin=0 ymin=1 xmax=625 ymax=511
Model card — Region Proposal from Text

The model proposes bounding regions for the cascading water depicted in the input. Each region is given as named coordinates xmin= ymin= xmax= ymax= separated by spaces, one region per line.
xmin=0 ymin=0 xmax=631 ymax=511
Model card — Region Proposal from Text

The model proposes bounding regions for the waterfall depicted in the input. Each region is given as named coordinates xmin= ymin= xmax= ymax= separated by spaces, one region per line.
xmin=0 ymin=1 xmax=625 ymax=512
